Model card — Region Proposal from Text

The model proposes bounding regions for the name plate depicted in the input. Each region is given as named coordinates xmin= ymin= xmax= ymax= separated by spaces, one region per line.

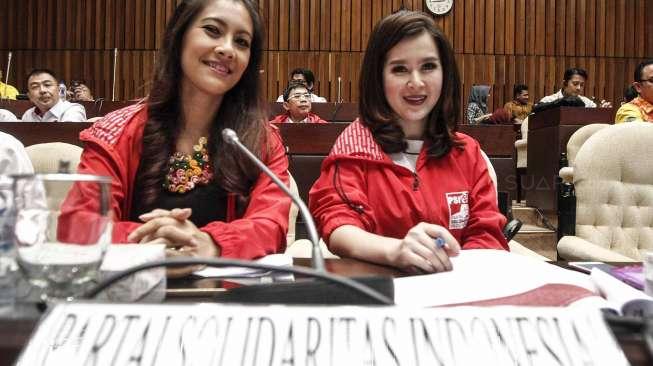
xmin=18 ymin=303 xmax=627 ymax=365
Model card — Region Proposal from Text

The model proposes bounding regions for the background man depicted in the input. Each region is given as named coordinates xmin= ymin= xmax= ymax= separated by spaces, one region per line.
xmin=20 ymin=69 xmax=86 ymax=122
xmin=616 ymin=60 xmax=653 ymax=123
xmin=276 ymin=68 xmax=327 ymax=102
xmin=270 ymin=80 xmax=328 ymax=124
xmin=68 ymin=80 xmax=95 ymax=102
xmin=503 ymin=84 xmax=532 ymax=122
xmin=539 ymin=67 xmax=612 ymax=108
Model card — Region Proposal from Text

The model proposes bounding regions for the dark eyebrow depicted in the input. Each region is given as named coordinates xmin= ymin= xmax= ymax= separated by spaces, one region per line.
xmin=387 ymin=57 xmax=440 ymax=65
xmin=200 ymin=17 xmax=253 ymax=39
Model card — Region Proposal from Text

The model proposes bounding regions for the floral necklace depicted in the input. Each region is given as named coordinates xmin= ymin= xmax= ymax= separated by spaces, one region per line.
xmin=163 ymin=136 xmax=214 ymax=194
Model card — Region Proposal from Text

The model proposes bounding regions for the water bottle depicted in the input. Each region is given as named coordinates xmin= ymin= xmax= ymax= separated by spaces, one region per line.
xmin=0 ymin=190 xmax=17 ymax=311
xmin=59 ymin=80 xmax=67 ymax=100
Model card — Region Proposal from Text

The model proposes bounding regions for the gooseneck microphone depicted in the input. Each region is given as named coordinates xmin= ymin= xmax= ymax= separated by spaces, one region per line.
xmin=222 ymin=128 xmax=326 ymax=272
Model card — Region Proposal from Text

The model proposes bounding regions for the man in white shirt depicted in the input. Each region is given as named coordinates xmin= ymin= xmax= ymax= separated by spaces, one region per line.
xmin=20 ymin=69 xmax=86 ymax=122
xmin=0 ymin=109 xmax=18 ymax=121
xmin=276 ymin=68 xmax=327 ymax=103
xmin=539 ymin=67 xmax=612 ymax=108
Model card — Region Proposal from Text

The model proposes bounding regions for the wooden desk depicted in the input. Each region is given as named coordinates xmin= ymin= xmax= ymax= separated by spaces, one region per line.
xmin=525 ymin=107 xmax=615 ymax=215
xmin=0 ymin=100 xmax=136 ymax=119
xmin=0 ymin=122 xmax=90 ymax=147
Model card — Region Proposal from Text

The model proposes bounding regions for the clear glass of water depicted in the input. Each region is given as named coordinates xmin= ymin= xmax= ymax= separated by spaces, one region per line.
xmin=12 ymin=174 xmax=112 ymax=302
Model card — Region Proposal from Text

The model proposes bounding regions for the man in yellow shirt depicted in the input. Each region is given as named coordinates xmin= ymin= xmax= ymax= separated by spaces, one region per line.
xmin=616 ymin=60 xmax=653 ymax=123
xmin=0 ymin=70 xmax=19 ymax=100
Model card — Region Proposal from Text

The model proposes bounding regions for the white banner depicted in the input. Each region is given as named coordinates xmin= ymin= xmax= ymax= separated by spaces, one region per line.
xmin=18 ymin=303 xmax=627 ymax=366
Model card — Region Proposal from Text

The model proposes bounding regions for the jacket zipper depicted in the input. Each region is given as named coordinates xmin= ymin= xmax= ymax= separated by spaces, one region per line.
xmin=412 ymin=172 xmax=420 ymax=191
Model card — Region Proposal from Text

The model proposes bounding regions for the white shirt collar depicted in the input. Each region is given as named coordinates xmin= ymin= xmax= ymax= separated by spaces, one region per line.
xmin=43 ymin=99 xmax=70 ymax=120
xmin=285 ymin=116 xmax=308 ymax=123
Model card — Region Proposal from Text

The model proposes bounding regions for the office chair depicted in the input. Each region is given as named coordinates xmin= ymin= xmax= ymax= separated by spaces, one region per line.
xmin=557 ymin=122 xmax=653 ymax=261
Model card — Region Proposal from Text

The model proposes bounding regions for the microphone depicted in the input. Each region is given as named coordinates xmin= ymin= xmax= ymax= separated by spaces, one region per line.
xmin=111 ymin=48 xmax=118 ymax=101
xmin=336 ymin=76 xmax=342 ymax=103
xmin=222 ymin=128 xmax=326 ymax=272
xmin=2 ymin=52 xmax=11 ymax=100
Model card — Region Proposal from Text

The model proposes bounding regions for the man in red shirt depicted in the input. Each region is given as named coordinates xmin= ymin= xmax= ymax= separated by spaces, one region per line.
xmin=270 ymin=80 xmax=328 ymax=124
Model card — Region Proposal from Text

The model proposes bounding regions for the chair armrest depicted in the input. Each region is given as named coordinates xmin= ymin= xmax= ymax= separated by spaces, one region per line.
xmin=557 ymin=236 xmax=636 ymax=262
xmin=514 ymin=139 xmax=527 ymax=149
xmin=559 ymin=167 xmax=574 ymax=183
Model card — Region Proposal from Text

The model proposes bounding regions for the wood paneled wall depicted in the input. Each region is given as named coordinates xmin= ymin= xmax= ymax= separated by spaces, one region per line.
xmin=1 ymin=0 xmax=652 ymax=113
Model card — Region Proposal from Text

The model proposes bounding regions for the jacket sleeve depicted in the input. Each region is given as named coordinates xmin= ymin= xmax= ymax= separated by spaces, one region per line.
xmin=61 ymin=139 xmax=141 ymax=244
xmin=461 ymin=143 xmax=509 ymax=250
xmin=308 ymin=158 xmax=376 ymax=245
xmin=200 ymin=130 xmax=291 ymax=259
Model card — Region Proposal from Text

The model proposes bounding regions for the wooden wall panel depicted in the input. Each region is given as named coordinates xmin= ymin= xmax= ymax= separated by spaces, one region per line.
xmin=0 ymin=0 xmax=651 ymax=113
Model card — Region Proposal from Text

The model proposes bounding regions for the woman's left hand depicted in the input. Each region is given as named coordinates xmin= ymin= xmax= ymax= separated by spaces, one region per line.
xmin=128 ymin=208 xmax=219 ymax=277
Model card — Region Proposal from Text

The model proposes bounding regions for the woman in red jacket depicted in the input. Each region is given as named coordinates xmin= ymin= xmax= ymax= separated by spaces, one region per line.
xmin=309 ymin=11 xmax=508 ymax=274
xmin=63 ymin=0 xmax=290 ymax=275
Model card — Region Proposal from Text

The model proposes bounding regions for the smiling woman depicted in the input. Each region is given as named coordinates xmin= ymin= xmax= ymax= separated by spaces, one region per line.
xmin=60 ymin=0 xmax=291 ymax=277
xmin=309 ymin=10 xmax=508 ymax=275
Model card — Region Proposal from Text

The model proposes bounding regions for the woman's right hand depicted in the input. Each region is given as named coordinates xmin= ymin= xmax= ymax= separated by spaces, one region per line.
xmin=389 ymin=222 xmax=461 ymax=274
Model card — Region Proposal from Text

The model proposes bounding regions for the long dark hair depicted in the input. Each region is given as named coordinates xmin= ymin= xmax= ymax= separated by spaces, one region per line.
xmin=134 ymin=0 xmax=267 ymax=210
xmin=358 ymin=10 xmax=463 ymax=158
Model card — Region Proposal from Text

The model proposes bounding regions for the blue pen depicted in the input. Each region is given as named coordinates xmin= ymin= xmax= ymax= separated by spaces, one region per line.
xmin=434 ymin=237 xmax=446 ymax=249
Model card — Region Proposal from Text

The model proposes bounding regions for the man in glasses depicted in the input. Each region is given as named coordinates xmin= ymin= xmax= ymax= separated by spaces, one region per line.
xmin=20 ymin=69 xmax=86 ymax=122
xmin=270 ymin=80 xmax=328 ymax=124
xmin=616 ymin=60 xmax=653 ymax=123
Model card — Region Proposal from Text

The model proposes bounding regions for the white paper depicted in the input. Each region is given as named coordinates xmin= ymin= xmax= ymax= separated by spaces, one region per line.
xmin=394 ymin=249 xmax=598 ymax=307
xmin=99 ymin=244 xmax=166 ymax=301
xmin=193 ymin=253 xmax=293 ymax=278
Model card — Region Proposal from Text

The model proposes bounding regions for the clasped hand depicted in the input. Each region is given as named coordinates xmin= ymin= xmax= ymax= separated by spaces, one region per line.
xmin=127 ymin=208 xmax=218 ymax=277
xmin=391 ymin=222 xmax=461 ymax=274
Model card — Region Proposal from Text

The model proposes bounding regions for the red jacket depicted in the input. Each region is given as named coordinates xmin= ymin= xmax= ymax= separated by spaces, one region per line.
xmin=269 ymin=112 xmax=328 ymax=124
xmin=309 ymin=119 xmax=508 ymax=250
xmin=64 ymin=103 xmax=291 ymax=259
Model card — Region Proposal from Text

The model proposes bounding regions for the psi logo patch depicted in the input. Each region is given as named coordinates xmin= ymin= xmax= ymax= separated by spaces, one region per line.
xmin=446 ymin=191 xmax=469 ymax=229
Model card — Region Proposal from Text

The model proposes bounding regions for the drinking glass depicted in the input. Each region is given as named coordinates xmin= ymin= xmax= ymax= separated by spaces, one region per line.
xmin=12 ymin=174 xmax=112 ymax=302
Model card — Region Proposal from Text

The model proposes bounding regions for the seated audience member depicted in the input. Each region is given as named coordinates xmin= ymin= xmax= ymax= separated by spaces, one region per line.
xmin=0 ymin=108 xmax=18 ymax=121
xmin=20 ymin=69 xmax=87 ymax=122
xmin=309 ymin=11 xmax=508 ymax=274
xmin=0 ymin=70 xmax=19 ymax=100
xmin=616 ymin=60 xmax=653 ymax=123
xmin=466 ymin=85 xmax=492 ymax=124
xmin=68 ymin=80 xmax=95 ymax=102
xmin=61 ymin=0 xmax=290 ymax=276
xmin=539 ymin=67 xmax=612 ymax=108
xmin=503 ymin=84 xmax=533 ymax=122
xmin=269 ymin=80 xmax=328 ymax=124
xmin=275 ymin=68 xmax=327 ymax=102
